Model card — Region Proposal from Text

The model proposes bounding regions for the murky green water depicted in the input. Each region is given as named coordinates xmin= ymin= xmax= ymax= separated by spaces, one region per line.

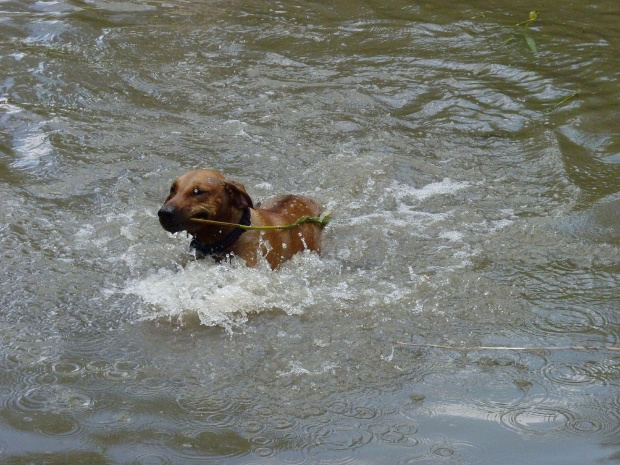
xmin=2 ymin=0 xmax=620 ymax=463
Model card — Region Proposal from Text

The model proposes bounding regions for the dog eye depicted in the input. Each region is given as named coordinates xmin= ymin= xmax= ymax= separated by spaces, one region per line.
xmin=193 ymin=187 xmax=204 ymax=196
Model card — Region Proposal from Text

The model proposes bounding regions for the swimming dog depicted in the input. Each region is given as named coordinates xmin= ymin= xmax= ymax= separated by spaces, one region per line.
xmin=158 ymin=169 xmax=323 ymax=268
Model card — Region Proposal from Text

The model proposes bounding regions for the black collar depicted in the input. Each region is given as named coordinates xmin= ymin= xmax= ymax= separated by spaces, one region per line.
xmin=190 ymin=208 xmax=251 ymax=257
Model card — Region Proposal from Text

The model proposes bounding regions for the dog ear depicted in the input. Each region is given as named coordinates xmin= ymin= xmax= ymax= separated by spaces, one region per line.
xmin=225 ymin=180 xmax=254 ymax=209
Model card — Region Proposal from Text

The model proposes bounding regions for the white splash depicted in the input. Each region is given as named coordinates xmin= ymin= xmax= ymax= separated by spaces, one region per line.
xmin=11 ymin=122 xmax=54 ymax=169
xmin=389 ymin=178 xmax=471 ymax=203
xmin=123 ymin=252 xmax=330 ymax=333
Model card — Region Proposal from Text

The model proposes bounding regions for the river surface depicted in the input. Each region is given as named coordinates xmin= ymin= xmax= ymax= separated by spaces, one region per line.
xmin=1 ymin=0 xmax=620 ymax=463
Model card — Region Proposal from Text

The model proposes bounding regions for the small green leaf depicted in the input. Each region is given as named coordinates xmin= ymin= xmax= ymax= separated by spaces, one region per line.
xmin=525 ymin=34 xmax=537 ymax=54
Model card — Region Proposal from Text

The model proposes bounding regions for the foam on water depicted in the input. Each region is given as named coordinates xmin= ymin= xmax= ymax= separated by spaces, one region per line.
xmin=387 ymin=178 xmax=471 ymax=203
xmin=124 ymin=251 xmax=337 ymax=333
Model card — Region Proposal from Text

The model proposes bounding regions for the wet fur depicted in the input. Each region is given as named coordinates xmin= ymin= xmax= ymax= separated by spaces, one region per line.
xmin=158 ymin=169 xmax=322 ymax=269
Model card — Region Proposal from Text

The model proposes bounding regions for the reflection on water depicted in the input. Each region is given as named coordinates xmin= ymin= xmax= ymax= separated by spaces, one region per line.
xmin=1 ymin=0 xmax=620 ymax=463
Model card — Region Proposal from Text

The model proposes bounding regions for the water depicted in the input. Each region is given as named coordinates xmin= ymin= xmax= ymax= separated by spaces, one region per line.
xmin=1 ymin=0 xmax=620 ymax=463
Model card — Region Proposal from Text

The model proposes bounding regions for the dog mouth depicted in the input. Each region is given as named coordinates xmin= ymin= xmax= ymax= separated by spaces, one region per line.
xmin=159 ymin=217 xmax=184 ymax=233
xmin=158 ymin=205 xmax=214 ymax=233
xmin=192 ymin=212 xmax=211 ymax=221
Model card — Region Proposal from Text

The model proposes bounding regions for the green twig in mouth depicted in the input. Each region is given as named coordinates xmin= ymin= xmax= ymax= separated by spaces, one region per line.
xmin=189 ymin=210 xmax=332 ymax=230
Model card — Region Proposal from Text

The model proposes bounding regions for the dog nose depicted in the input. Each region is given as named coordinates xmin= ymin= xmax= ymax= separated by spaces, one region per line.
xmin=158 ymin=204 xmax=177 ymax=223
xmin=158 ymin=204 xmax=183 ymax=233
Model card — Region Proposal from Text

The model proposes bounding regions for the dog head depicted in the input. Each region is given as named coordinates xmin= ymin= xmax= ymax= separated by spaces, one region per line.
xmin=158 ymin=169 xmax=253 ymax=235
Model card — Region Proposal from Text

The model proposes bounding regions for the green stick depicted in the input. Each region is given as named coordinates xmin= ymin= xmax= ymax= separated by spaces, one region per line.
xmin=189 ymin=210 xmax=331 ymax=231
xmin=549 ymin=90 xmax=580 ymax=112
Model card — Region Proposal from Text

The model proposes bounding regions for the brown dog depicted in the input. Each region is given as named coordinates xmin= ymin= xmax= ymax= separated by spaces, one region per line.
xmin=158 ymin=169 xmax=323 ymax=269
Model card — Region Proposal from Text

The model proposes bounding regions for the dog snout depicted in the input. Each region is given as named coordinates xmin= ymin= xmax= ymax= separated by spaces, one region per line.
xmin=158 ymin=204 xmax=181 ymax=230
xmin=158 ymin=204 xmax=176 ymax=220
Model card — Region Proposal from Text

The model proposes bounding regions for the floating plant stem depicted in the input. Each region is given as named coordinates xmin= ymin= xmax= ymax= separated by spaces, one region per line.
xmin=506 ymin=11 xmax=540 ymax=54
xmin=516 ymin=10 xmax=539 ymax=30
xmin=396 ymin=342 xmax=620 ymax=352
xmin=549 ymin=89 xmax=580 ymax=112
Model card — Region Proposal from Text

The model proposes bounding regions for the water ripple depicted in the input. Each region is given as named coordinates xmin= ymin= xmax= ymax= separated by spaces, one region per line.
xmin=176 ymin=392 xmax=233 ymax=416
xmin=15 ymin=384 xmax=93 ymax=413
xmin=499 ymin=406 xmax=574 ymax=436
xmin=5 ymin=342 xmax=58 ymax=368
xmin=2 ymin=382 xmax=92 ymax=438
xmin=541 ymin=362 xmax=601 ymax=389
xmin=269 ymin=450 xmax=310 ymax=465
xmin=565 ymin=418 xmax=605 ymax=434
xmin=524 ymin=304 xmax=614 ymax=343
xmin=123 ymin=376 xmax=171 ymax=397
xmin=81 ymin=407 xmax=138 ymax=430
xmin=132 ymin=453 xmax=172 ymax=465
xmin=239 ymin=419 xmax=265 ymax=435
xmin=399 ymin=439 xmax=489 ymax=465
xmin=306 ymin=422 xmax=373 ymax=452
xmin=84 ymin=359 xmax=143 ymax=386
xmin=50 ymin=361 xmax=85 ymax=378
xmin=367 ymin=422 xmax=419 ymax=447
xmin=463 ymin=366 xmax=543 ymax=412
xmin=33 ymin=413 xmax=83 ymax=438
xmin=250 ymin=433 xmax=280 ymax=458
xmin=592 ymin=393 xmax=620 ymax=437
xmin=167 ymin=429 xmax=252 ymax=463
